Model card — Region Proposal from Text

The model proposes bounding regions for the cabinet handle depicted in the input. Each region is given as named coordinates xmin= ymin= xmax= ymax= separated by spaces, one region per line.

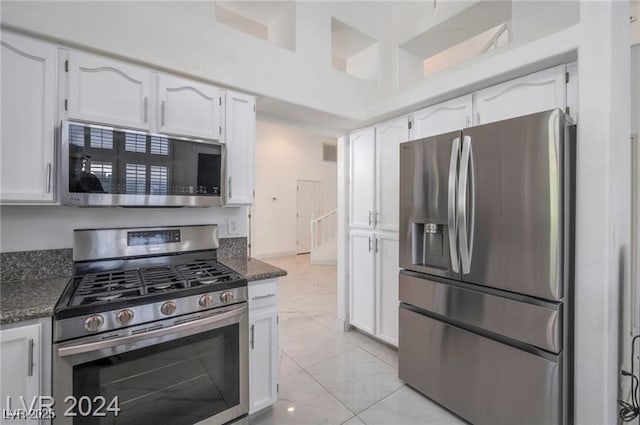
xmin=252 ymin=293 xmax=276 ymax=301
xmin=161 ymin=100 xmax=166 ymax=126
xmin=27 ymin=338 xmax=34 ymax=377
xmin=368 ymin=211 xmax=373 ymax=226
xmin=228 ymin=176 xmax=232 ymax=199
xmin=45 ymin=163 xmax=52 ymax=193
xmin=375 ymin=238 xmax=379 ymax=253
xmin=250 ymin=324 xmax=255 ymax=349
xmin=144 ymin=97 xmax=149 ymax=123
xmin=476 ymin=112 xmax=480 ymax=125
xmin=375 ymin=211 xmax=380 ymax=226
xmin=368 ymin=237 xmax=372 ymax=252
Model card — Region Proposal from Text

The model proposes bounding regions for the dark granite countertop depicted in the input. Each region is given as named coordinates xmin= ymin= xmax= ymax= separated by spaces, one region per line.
xmin=220 ymin=257 xmax=287 ymax=282
xmin=1 ymin=276 xmax=71 ymax=324
xmin=0 ymin=256 xmax=285 ymax=325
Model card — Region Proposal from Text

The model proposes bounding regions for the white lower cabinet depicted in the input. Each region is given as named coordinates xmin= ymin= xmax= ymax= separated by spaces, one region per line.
xmin=349 ymin=231 xmax=399 ymax=347
xmin=248 ymin=278 xmax=279 ymax=414
xmin=0 ymin=318 xmax=52 ymax=425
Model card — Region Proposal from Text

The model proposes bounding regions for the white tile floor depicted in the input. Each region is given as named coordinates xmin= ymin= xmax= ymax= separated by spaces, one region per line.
xmin=250 ymin=254 xmax=467 ymax=425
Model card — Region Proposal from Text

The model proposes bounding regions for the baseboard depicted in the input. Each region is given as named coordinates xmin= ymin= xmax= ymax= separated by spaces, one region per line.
xmin=253 ymin=250 xmax=297 ymax=260
xmin=335 ymin=317 xmax=352 ymax=332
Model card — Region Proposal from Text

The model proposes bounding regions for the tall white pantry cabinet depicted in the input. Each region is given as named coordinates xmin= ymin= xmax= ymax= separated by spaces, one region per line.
xmin=347 ymin=64 xmax=575 ymax=347
xmin=349 ymin=116 xmax=408 ymax=347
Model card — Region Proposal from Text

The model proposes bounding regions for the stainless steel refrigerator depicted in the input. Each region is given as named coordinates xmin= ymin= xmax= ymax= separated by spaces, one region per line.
xmin=398 ymin=109 xmax=575 ymax=425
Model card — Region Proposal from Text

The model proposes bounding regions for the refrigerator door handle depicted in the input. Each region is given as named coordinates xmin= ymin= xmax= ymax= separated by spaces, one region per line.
xmin=448 ymin=137 xmax=460 ymax=273
xmin=458 ymin=135 xmax=474 ymax=274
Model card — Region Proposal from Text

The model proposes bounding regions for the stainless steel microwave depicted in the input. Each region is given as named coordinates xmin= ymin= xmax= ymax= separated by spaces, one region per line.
xmin=60 ymin=121 xmax=224 ymax=207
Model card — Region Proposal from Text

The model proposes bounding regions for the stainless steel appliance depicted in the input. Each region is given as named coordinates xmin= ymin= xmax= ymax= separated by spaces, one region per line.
xmin=53 ymin=225 xmax=248 ymax=425
xmin=60 ymin=121 xmax=224 ymax=207
xmin=398 ymin=109 xmax=575 ymax=425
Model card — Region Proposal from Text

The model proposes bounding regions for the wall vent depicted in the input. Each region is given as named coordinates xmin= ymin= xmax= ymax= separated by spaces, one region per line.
xmin=323 ymin=143 xmax=337 ymax=162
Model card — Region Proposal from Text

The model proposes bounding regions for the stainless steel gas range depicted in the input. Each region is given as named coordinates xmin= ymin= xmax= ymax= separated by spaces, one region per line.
xmin=52 ymin=225 xmax=248 ymax=425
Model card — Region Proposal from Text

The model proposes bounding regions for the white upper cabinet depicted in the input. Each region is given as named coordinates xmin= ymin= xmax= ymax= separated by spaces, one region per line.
xmin=474 ymin=65 xmax=566 ymax=125
xmin=410 ymin=95 xmax=472 ymax=140
xmin=1 ymin=31 xmax=57 ymax=203
xmin=157 ymin=74 xmax=222 ymax=140
xmin=67 ymin=50 xmax=152 ymax=130
xmin=225 ymin=90 xmax=256 ymax=206
xmin=349 ymin=127 xmax=376 ymax=229
xmin=375 ymin=117 xmax=408 ymax=232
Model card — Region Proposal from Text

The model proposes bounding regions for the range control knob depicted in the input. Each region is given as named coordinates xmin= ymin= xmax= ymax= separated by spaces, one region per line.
xmin=84 ymin=315 xmax=104 ymax=332
xmin=199 ymin=294 xmax=214 ymax=309
xmin=116 ymin=309 xmax=134 ymax=325
xmin=219 ymin=291 xmax=234 ymax=304
xmin=160 ymin=301 xmax=177 ymax=316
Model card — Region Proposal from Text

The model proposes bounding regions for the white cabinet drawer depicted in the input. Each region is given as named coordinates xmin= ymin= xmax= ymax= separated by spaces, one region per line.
xmin=248 ymin=279 xmax=278 ymax=310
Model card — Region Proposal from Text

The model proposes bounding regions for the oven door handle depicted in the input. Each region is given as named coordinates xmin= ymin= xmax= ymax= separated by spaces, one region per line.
xmin=57 ymin=305 xmax=246 ymax=358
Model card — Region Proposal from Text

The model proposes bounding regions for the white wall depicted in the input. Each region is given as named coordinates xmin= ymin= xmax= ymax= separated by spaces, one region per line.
xmin=0 ymin=206 xmax=247 ymax=252
xmin=574 ymin=2 xmax=631 ymax=424
xmin=251 ymin=121 xmax=337 ymax=258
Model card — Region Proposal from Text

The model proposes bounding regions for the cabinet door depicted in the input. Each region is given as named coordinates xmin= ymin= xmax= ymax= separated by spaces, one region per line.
xmin=1 ymin=32 xmax=57 ymax=203
xmin=67 ymin=50 xmax=152 ymax=130
xmin=375 ymin=117 xmax=408 ymax=232
xmin=474 ymin=65 xmax=566 ymax=125
xmin=0 ymin=324 xmax=41 ymax=425
xmin=157 ymin=74 xmax=221 ymax=140
xmin=349 ymin=127 xmax=376 ymax=229
xmin=225 ymin=91 xmax=256 ymax=205
xmin=349 ymin=231 xmax=376 ymax=334
xmin=249 ymin=308 xmax=278 ymax=414
xmin=376 ymin=234 xmax=399 ymax=347
xmin=410 ymin=95 xmax=472 ymax=140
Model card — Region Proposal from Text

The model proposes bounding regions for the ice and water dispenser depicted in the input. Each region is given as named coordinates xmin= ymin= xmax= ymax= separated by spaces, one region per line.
xmin=411 ymin=221 xmax=449 ymax=269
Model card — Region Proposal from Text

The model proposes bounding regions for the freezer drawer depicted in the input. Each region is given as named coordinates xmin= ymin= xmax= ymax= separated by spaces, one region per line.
xmin=399 ymin=306 xmax=562 ymax=425
xmin=399 ymin=272 xmax=562 ymax=353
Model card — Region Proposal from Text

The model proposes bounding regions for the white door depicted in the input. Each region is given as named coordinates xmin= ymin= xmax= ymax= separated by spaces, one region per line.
xmin=349 ymin=231 xmax=376 ymax=334
xmin=249 ymin=308 xmax=278 ymax=414
xmin=375 ymin=117 xmax=409 ymax=232
xmin=296 ymin=181 xmax=321 ymax=254
xmin=225 ymin=90 xmax=256 ymax=206
xmin=67 ymin=50 xmax=152 ymax=130
xmin=376 ymin=233 xmax=399 ymax=347
xmin=349 ymin=127 xmax=376 ymax=229
xmin=410 ymin=94 xmax=472 ymax=140
xmin=474 ymin=65 xmax=566 ymax=125
xmin=1 ymin=31 xmax=57 ymax=203
xmin=0 ymin=324 xmax=41 ymax=425
xmin=157 ymin=73 xmax=221 ymax=140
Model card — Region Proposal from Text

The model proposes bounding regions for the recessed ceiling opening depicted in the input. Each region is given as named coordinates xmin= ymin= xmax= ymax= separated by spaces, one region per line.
xmin=215 ymin=1 xmax=296 ymax=51
xmin=331 ymin=18 xmax=380 ymax=83
xmin=398 ymin=1 xmax=513 ymax=86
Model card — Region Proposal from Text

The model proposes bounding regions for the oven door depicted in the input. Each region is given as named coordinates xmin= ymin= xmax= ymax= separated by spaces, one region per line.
xmin=53 ymin=304 xmax=248 ymax=425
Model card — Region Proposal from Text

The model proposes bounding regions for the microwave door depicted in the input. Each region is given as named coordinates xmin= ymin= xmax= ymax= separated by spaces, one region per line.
xmin=457 ymin=109 xmax=566 ymax=301
xmin=399 ymin=130 xmax=462 ymax=280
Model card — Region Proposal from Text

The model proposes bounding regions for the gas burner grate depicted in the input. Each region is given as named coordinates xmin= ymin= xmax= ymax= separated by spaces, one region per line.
xmin=72 ymin=270 xmax=144 ymax=306
xmin=175 ymin=261 xmax=235 ymax=287
xmin=68 ymin=260 xmax=241 ymax=306
xmin=140 ymin=266 xmax=188 ymax=292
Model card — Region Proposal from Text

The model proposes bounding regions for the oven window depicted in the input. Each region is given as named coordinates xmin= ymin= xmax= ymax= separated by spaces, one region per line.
xmin=67 ymin=124 xmax=222 ymax=197
xmin=72 ymin=323 xmax=239 ymax=425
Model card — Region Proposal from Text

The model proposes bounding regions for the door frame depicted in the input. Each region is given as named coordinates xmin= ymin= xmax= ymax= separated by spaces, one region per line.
xmin=296 ymin=179 xmax=322 ymax=255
